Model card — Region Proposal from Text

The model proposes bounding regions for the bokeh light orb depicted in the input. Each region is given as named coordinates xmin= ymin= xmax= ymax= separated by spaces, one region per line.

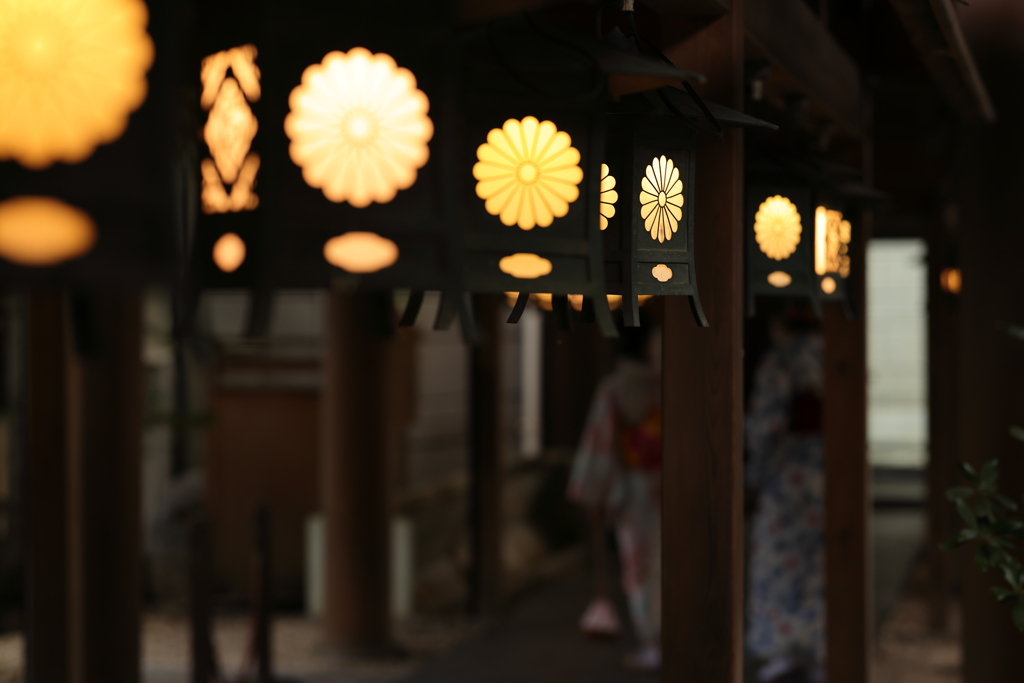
xmin=0 ymin=0 xmax=155 ymax=168
xmin=0 ymin=196 xmax=97 ymax=266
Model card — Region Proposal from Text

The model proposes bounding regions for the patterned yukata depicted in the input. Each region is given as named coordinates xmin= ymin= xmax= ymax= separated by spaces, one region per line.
xmin=569 ymin=359 xmax=662 ymax=646
xmin=745 ymin=332 xmax=826 ymax=666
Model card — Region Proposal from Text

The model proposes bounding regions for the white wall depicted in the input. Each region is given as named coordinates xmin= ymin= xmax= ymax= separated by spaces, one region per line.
xmin=866 ymin=239 xmax=928 ymax=468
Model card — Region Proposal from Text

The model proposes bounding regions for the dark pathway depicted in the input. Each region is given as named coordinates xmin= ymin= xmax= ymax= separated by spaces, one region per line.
xmin=400 ymin=576 xmax=657 ymax=683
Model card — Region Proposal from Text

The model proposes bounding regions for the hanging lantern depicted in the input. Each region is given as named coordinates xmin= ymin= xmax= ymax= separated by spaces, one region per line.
xmin=744 ymin=143 xmax=883 ymax=316
xmin=0 ymin=0 xmax=181 ymax=286
xmin=745 ymin=183 xmax=818 ymax=315
xmin=603 ymin=87 xmax=777 ymax=327
xmin=458 ymin=13 xmax=707 ymax=337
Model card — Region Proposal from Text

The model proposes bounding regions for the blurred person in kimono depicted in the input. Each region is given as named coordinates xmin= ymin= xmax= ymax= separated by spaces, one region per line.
xmin=568 ymin=319 xmax=663 ymax=672
xmin=745 ymin=305 xmax=826 ymax=683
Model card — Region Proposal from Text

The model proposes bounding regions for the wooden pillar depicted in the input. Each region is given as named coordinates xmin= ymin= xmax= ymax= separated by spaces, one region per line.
xmin=468 ymin=295 xmax=503 ymax=614
xmin=661 ymin=6 xmax=745 ymax=682
xmin=66 ymin=293 xmax=143 ymax=683
xmin=925 ymin=232 xmax=958 ymax=633
xmin=823 ymin=298 xmax=870 ymax=683
xmin=321 ymin=290 xmax=391 ymax=652
xmin=823 ymin=124 xmax=873 ymax=683
xmin=26 ymin=292 xmax=70 ymax=683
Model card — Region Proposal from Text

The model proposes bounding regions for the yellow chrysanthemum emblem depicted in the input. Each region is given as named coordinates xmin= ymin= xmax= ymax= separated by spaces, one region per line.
xmin=473 ymin=116 xmax=584 ymax=230
xmin=754 ymin=195 xmax=802 ymax=260
xmin=639 ymin=156 xmax=684 ymax=243
xmin=0 ymin=0 xmax=155 ymax=169
xmin=599 ymin=164 xmax=618 ymax=230
xmin=285 ymin=48 xmax=434 ymax=207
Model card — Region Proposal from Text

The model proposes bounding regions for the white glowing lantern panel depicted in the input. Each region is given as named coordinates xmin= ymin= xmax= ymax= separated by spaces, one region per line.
xmin=286 ymin=48 xmax=434 ymax=207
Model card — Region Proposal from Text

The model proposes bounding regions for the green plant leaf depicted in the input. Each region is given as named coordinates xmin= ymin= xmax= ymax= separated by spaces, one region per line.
xmin=1011 ymin=426 xmax=1024 ymax=443
xmin=992 ymin=586 xmax=1015 ymax=602
xmin=980 ymin=460 xmax=1000 ymax=488
xmin=976 ymin=497 xmax=996 ymax=522
xmin=994 ymin=493 xmax=1019 ymax=511
xmin=947 ymin=487 xmax=975 ymax=501
xmin=959 ymin=462 xmax=979 ymax=485
xmin=957 ymin=498 xmax=978 ymax=529
xmin=941 ymin=527 xmax=978 ymax=549
xmin=976 ymin=544 xmax=991 ymax=570
xmin=1014 ymin=599 xmax=1024 ymax=632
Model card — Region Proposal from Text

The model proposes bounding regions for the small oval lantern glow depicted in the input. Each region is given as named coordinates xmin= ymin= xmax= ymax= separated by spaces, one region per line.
xmin=285 ymin=48 xmax=433 ymax=207
xmin=0 ymin=0 xmax=155 ymax=169
xmin=473 ymin=117 xmax=583 ymax=230
xmin=498 ymin=253 xmax=553 ymax=280
xmin=821 ymin=276 xmax=837 ymax=294
xmin=767 ymin=271 xmax=793 ymax=288
xmin=0 ymin=196 xmax=97 ymax=265
xmin=639 ymin=155 xmax=684 ymax=243
xmin=754 ymin=195 xmax=802 ymax=260
xmin=323 ymin=232 xmax=399 ymax=274
xmin=599 ymin=164 xmax=618 ymax=230
xmin=212 ymin=232 xmax=246 ymax=273
xmin=651 ymin=264 xmax=673 ymax=282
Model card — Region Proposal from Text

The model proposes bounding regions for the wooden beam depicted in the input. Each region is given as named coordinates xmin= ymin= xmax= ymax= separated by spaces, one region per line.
xmin=26 ymin=292 xmax=70 ymax=683
xmin=66 ymin=293 xmax=143 ymax=683
xmin=661 ymin=4 xmax=745 ymax=681
xmin=888 ymin=0 xmax=996 ymax=123
xmin=641 ymin=0 xmax=732 ymax=19
xmin=745 ymin=0 xmax=863 ymax=133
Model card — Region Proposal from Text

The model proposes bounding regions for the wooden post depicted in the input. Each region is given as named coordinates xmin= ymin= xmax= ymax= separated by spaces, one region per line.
xmin=320 ymin=290 xmax=391 ymax=652
xmin=26 ymin=292 xmax=71 ymax=683
xmin=823 ymin=124 xmax=873 ymax=683
xmin=925 ymin=232 xmax=958 ymax=633
xmin=661 ymin=5 xmax=745 ymax=682
xmin=66 ymin=293 xmax=143 ymax=683
xmin=468 ymin=294 xmax=503 ymax=614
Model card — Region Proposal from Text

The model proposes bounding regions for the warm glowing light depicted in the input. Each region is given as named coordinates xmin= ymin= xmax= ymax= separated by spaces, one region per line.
xmin=821 ymin=276 xmax=837 ymax=294
xmin=200 ymin=45 xmax=260 ymax=108
xmin=651 ymin=264 xmax=673 ymax=282
xmin=285 ymin=48 xmax=433 ymax=207
xmin=639 ymin=156 xmax=684 ymax=243
xmin=505 ymin=292 xmax=653 ymax=312
xmin=324 ymin=232 xmax=399 ymax=273
xmin=815 ymin=206 xmax=851 ymax=276
xmin=755 ymin=196 xmax=802 ymax=260
xmin=201 ymin=45 xmax=261 ymax=214
xmin=940 ymin=267 xmax=962 ymax=294
xmin=212 ymin=232 xmax=246 ymax=273
xmin=499 ymin=253 xmax=553 ymax=279
xmin=767 ymin=271 xmax=792 ymax=288
xmin=473 ymin=117 xmax=583 ymax=229
xmin=0 ymin=196 xmax=96 ymax=265
xmin=0 ymin=0 xmax=154 ymax=169
xmin=600 ymin=164 xmax=618 ymax=230
xmin=201 ymin=155 xmax=260 ymax=214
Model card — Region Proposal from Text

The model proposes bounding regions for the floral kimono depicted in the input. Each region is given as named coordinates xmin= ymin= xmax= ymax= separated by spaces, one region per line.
xmin=745 ymin=332 xmax=826 ymax=667
xmin=568 ymin=359 xmax=661 ymax=646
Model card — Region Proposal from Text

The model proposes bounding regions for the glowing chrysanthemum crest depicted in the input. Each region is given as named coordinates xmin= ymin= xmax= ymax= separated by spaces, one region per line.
xmin=0 ymin=0 xmax=155 ymax=169
xmin=639 ymin=156 xmax=683 ymax=243
xmin=473 ymin=117 xmax=584 ymax=230
xmin=754 ymin=195 xmax=802 ymax=261
xmin=599 ymin=164 xmax=617 ymax=230
xmin=285 ymin=48 xmax=434 ymax=207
